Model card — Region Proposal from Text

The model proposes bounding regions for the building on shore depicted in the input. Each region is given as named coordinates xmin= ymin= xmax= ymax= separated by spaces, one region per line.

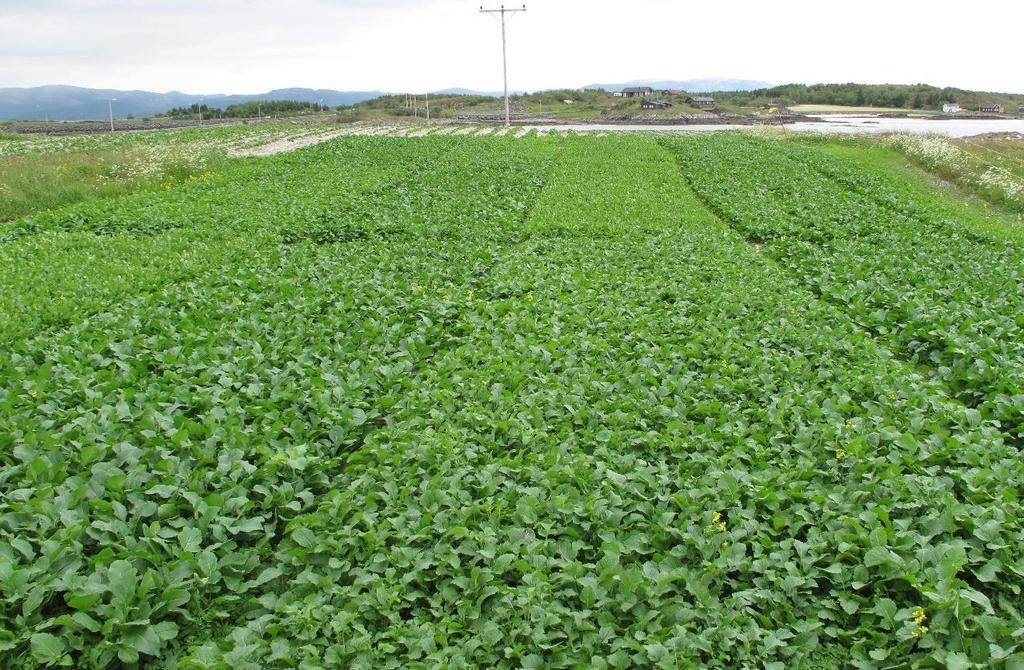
xmin=687 ymin=96 xmax=716 ymax=108
xmin=622 ymin=87 xmax=654 ymax=98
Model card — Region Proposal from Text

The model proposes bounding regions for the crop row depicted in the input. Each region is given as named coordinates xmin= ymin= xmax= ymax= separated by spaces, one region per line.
xmin=662 ymin=133 xmax=1024 ymax=441
xmin=0 ymin=135 xmax=554 ymax=346
xmin=0 ymin=136 xmax=559 ymax=667
xmin=0 ymin=124 xmax=326 ymax=159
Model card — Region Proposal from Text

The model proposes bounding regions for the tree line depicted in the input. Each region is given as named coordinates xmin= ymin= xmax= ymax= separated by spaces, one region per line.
xmin=157 ymin=100 xmax=331 ymax=119
xmin=718 ymin=83 xmax=1024 ymax=110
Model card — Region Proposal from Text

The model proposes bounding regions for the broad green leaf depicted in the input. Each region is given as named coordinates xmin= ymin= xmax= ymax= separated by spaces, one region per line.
xmin=30 ymin=633 xmax=65 ymax=664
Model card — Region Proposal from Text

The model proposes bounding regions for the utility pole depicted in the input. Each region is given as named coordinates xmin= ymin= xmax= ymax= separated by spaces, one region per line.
xmin=108 ymin=98 xmax=117 ymax=132
xmin=480 ymin=4 xmax=526 ymax=128
xmin=257 ymin=103 xmax=262 ymax=122
xmin=426 ymin=92 xmax=430 ymax=121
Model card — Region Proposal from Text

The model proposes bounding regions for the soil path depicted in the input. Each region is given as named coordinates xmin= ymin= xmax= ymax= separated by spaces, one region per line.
xmin=229 ymin=129 xmax=353 ymax=157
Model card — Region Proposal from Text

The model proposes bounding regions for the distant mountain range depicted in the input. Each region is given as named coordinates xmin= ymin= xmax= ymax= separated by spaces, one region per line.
xmin=0 ymin=86 xmax=385 ymax=121
xmin=583 ymin=79 xmax=772 ymax=93
xmin=0 ymin=79 xmax=771 ymax=120
xmin=432 ymin=88 xmax=504 ymax=97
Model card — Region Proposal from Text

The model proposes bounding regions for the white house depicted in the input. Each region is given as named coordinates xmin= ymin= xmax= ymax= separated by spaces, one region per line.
xmin=942 ymin=102 xmax=961 ymax=114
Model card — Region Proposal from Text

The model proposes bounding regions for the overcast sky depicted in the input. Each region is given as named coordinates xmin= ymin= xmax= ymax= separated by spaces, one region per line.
xmin=2 ymin=0 xmax=1022 ymax=93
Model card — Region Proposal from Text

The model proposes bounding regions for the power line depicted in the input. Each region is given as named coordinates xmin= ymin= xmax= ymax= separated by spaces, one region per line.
xmin=479 ymin=4 xmax=526 ymax=128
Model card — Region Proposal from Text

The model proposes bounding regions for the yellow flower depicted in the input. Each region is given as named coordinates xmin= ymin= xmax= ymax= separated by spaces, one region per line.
xmin=835 ymin=449 xmax=848 ymax=461
xmin=909 ymin=607 xmax=928 ymax=638
xmin=711 ymin=512 xmax=727 ymax=532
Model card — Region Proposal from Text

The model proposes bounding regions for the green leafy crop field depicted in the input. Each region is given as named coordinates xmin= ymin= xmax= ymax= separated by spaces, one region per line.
xmin=1 ymin=131 xmax=1022 ymax=669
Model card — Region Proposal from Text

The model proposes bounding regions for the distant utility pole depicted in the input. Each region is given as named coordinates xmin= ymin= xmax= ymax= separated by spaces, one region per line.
xmin=198 ymin=100 xmax=204 ymax=126
xmin=480 ymin=4 xmax=526 ymax=127
xmin=426 ymin=92 xmax=430 ymax=121
xmin=108 ymin=98 xmax=117 ymax=132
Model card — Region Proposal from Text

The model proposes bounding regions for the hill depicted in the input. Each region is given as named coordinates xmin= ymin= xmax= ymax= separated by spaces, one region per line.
xmin=717 ymin=82 xmax=1024 ymax=111
xmin=0 ymin=86 xmax=384 ymax=121
xmin=585 ymin=79 xmax=772 ymax=93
